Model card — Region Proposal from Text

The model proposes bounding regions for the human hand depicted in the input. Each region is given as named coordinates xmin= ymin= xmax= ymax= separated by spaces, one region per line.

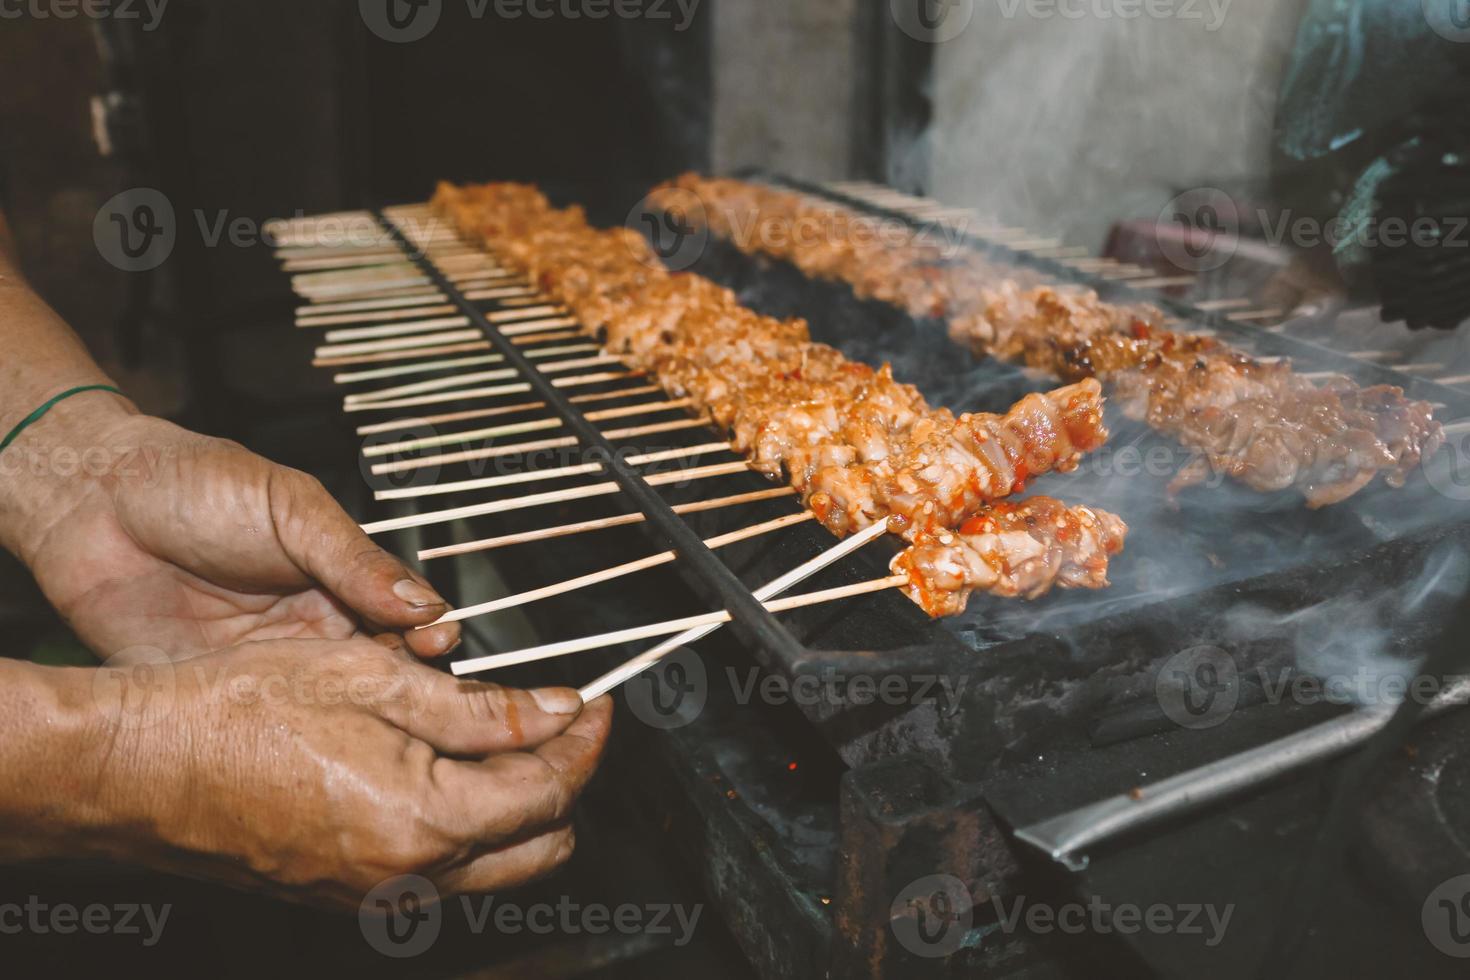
xmin=71 ymin=636 xmax=610 ymax=908
xmin=2 ymin=399 xmax=459 ymax=660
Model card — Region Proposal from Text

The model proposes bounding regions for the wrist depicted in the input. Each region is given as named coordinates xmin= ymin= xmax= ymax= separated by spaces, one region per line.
xmin=0 ymin=386 xmax=141 ymax=565
xmin=0 ymin=659 xmax=149 ymax=863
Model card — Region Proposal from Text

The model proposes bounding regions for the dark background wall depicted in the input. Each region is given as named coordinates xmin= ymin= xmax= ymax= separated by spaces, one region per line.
xmin=0 ymin=0 xmax=713 ymax=420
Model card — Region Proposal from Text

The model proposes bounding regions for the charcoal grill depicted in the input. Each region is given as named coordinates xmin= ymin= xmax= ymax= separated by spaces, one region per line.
xmin=274 ymin=180 xmax=1470 ymax=978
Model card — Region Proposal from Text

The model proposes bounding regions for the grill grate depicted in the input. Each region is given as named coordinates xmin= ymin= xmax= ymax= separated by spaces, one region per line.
xmin=274 ymin=187 xmax=1470 ymax=783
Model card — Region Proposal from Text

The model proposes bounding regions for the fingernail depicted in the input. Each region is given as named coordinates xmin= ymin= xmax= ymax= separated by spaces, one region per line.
xmin=530 ymin=688 xmax=583 ymax=715
xmin=394 ymin=579 xmax=444 ymax=609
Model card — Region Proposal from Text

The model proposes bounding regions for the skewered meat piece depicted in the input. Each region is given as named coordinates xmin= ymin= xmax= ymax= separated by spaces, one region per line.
xmin=893 ymin=498 xmax=1128 ymax=617
xmin=806 ymin=380 xmax=1107 ymax=539
xmin=656 ymin=175 xmax=1445 ymax=508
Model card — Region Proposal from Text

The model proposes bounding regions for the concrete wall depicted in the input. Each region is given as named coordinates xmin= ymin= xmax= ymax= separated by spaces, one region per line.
xmin=709 ymin=0 xmax=862 ymax=181
xmin=930 ymin=0 xmax=1309 ymax=248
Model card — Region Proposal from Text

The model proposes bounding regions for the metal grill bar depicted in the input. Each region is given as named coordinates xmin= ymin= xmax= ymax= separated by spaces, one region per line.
xmin=371 ymin=208 xmax=810 ymax=668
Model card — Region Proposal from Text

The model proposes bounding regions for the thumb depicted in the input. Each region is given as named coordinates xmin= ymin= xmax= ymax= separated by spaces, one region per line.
xmin=271 ymin=468 xmax=461 ymax=653
xmin=376 ymin=656 xmax=587 ymax=756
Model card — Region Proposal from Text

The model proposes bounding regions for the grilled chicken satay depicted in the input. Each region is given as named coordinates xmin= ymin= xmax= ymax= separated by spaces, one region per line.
xmin=429 ymin=182 xmax=1128 ymax=611
xmin=805 ymin=380 xmax=1107 ymax=539
xmin=892 ymin=498 xmax=1128 ymax=617
xmin=657 ymin=175 xmax=1445 ymax=509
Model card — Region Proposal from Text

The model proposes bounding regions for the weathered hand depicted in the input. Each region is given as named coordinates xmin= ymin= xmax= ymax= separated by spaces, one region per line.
xmin=22 ymin=637 xmax=610 ymax=908
xmin=5 ymin=404 xmax=459 ymax=660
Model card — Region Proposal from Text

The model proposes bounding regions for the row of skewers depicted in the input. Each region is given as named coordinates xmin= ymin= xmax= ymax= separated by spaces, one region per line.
xmin=425 ymin=182 xmax=1128 ymax=618
xmin=648 ymin=176 xmax=1447 ymax=509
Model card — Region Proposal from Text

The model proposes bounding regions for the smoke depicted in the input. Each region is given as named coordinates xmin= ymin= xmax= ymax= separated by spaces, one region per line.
xmin=925 ymin=0 xmax=1309 ymax=249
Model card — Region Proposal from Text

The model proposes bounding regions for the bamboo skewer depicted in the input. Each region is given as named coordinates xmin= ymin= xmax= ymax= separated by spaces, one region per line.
xmin=333 ymin=344 xmax=600 ymax=385
xmin=292 ymin=260 xmax=502 ymax=289
xmin=346 ymin=366 xmax=522 ymax=403
xmin=276 ymin=241 xmax=454 ymax=262
xmin=506 ymin=329 xmax=582 ymax=345
xmin=452 ymin=575 xmax=907 ymax=675
xmin=376 ymin=442 xmax=734 ymax=501
xmin=324 ymin=316 xmax=471 ymax=343
xmin=343 ymin=355 xmax=624 ymax=406
xmin=295 ymin=275 xmax=434 ymax=298
xmin=313 ymin=328 xmax=586 ymax=370
xmin=342 ymin=370 xmax=644 ymax=412
xmin=304 ymin=283 xmax=450 ymax=305
xmin=359 ymin=460 xmax=753 ymax=534
xmin=368 ymin=418 xmax=564 ymax=457
xmin=463 ymin=285 xmax=540 ymax=302
xmin=433 ymin=512 xmax=815 ymax=626
xmin=573 ymin=521 xmax=898 ymax=697
xmin=295 ymin=293 xmax=448 ymax=317
xmin=418 ymin=486 xmax=798 ymax=560
xmin=363 ymin=397 xmax=694 ymax=454
xmin=313 ymin=341 xmax=493 ymax=369
xmin=336 ymin=354 xmax=507 ymax=385
xmin=499 ymin=316 xmax=580 ymax=335
xmin=282 ymin=249 xmax=479 ymax=272
xmin=291 ymin=267 xmax=513 ymax=300
xmin=369 ymin=417 xmax=710 ymax=475
xmin=297 ymin=304 xmax=460 ymax=328
xmin=314 ymin=330 xmax=485 ymax=360
xmin=487 ymin=306 xmax=567 ymax=323
xmin=353 ymin=385 xmax=664 ymax=436
xmin=537 ymin=354 xmax=625 ymax=374
xmin=376 ymin=433 xmax=581 ymax=473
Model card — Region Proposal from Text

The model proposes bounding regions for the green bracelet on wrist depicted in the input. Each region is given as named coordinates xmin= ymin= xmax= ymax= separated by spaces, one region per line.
xmin=0 ymin=386 xmax=124 ymax=456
